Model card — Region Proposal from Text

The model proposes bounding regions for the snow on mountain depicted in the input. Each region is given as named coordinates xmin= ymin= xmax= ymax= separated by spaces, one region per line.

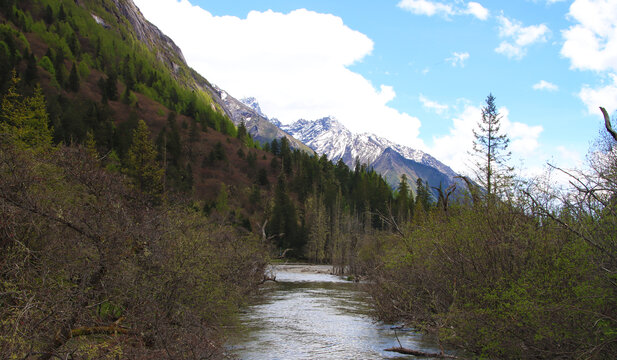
xmin=282 ymin=117 xmax=458 ymax=180
xmin=240 ymin=97 xmax=266 ymax=118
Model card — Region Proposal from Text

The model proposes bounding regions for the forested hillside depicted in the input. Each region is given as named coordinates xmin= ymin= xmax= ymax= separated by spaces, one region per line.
xmin=0 ymin=0 xmax=403 ymax=358
xmin=3 ymin=0 xmax=615 ymax=359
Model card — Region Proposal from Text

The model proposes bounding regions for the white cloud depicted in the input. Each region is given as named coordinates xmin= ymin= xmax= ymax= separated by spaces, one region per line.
xmin=419 ymin=94 xmax=449 ymax=115
xmin=397 ymin=0 xmax=489 ymax=20
xmin=465 ymin=2 xmax=490 ymax=20
xmin=495 ymin=15 xmax=550 ymax=59
xmin=561 ymin=0 xmax=617 ymax=72
xmin=133 ymin=0 xmax=424 ymax=148
xmin=397 ymin=0 xmax=454 ymax=17
xmin=579 ymin=74 xmax=617 ymax=115
xmin=533 ymin=80 xmax=559 ymax=91
xmin=560 ymin=1 xmax=617 ymax=118
xmin=446 ymin=51 xmax=470 ymax=67
xmin=430 ymin=104 xmax=543 ymax=174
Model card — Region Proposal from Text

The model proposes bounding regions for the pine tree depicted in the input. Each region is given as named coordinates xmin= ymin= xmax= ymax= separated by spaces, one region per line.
xmin=105 ymin=72 xmax=118 ymax=101
xmin=396 ymin=174 xmax=411 ymax=223
xmin=236 ymin=121 xmax=248 ymax=144
xmin=57 ymin=4 xmax=66 ymax=22
xmin=125 ymin=120 xmax=164 ymax=199
xmin=0 ymin=73 xmax=52 ymax=149
xmin=269 ymin=173 xmax=298 ymax=251
xmin=415 ymin=178 xmax=432 ymax=213
xmin=68 ymin=62 xmax=80 ymax=92
xmin=471 ymin=94 xmax=513 ymax=202
xmin=21 ymin=52 xmax=37 ymax=85
xmin=44 ymin=4 xmax=54 ymax=25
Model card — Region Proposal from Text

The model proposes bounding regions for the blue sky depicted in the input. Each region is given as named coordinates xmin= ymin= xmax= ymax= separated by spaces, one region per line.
xmin=133 ymin=0 xmax=617 ymax=177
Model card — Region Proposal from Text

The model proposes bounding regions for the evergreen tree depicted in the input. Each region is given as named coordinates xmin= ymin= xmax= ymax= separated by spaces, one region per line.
xmin=396 ymin=174 xmax=411 ymax=223
xmin=270 ymin=138 xmax=280 ymax=156
xmin=269 ymin=173 xmax=299 ymax=251
xmin=471 ymin=93 xmax=513 ymax=202
xmin=44 ymin=4 xmax=54 ymax=25
xmin=237 ymin=121 xmax=248 ymax=144
xmin=105 ymin=72 xmax=118 ymax=101
xmin=58 ymin=4 xmax=66 ymax=22
xmin=257 ymin=168 xmax=269 ymax=186
xmin=0 ymin=74 xmax=52 ymax=149
xmin=68 ymin=62 xmax=80 ymax=92
xmin=125 ymin=120 xmax=164 ymax=199
xmin=415 ymin=178 xmax=432 ymax=213
xmin=24 ymin=52 xmax=38 ymax=85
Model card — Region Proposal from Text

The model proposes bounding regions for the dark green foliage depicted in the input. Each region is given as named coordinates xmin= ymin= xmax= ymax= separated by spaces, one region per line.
xmin=68 ymin=61 xmax=79 ymax=92
xmin=24 ymin=51 xmax=38 ymax=85
xmin=57 ymin=4 xmax=66 ymax=22
xmin=114 ymin=111 xmax=139 ymax=158
xmin=415 ymin=178 xmax=432 ymax=212
xmin=268 ymin=173 xmax=299 ymax=251
xmin=53 ymin=46 xmax=66 ymax=88
xmin=104 ymin=72 xmax=118 ymax=101
xmin=395 ymin=174 xmax=412 ymax=223
xmin=257 ymin=168 xmax=269 ymax=186
xmin=211 ymin=141 xmax=226 ymax=162
xmin=237 ymin=120 xmax=248 ymax=143
xmin=44 ymin=4 xmax=54 ymax=24
xmin=270 ymin=138 xmax=280 ymax=156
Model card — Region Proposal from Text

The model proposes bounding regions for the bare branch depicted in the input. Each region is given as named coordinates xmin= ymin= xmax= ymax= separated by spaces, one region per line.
xmin=600 ymin=107 xmax=617 ymax=142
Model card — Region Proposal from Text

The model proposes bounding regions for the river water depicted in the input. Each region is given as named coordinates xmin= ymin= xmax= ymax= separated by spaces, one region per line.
xmin=227 ymin=264 xmax=450 ymax=359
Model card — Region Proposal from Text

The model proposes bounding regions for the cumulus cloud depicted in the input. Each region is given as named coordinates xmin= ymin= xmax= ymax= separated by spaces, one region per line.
xmin=446 ymin=51 xmax=470 ymax=67
xmin=495 ymin=15 xmax=550 ymax=59
xmin=560 ymin=1 xmax=617 ymax=116
xmin=397 ymin=0 xmax=489 ymax=20
xmin=465 ymin=2 xmax=490 ymax=20
xmin=533 ymin=80 xmax=559 ymax=91
xmin=419 ymin=94 xmax=449 ymax=115
xmin=429 ymin=104 xmax=543 ymax=174
xmin=133 ymin=0 xmax=424 ymax=148
xmin=579 ymin=74 xmax=617 ymax=115
xmin=561 ymin=0 xmax=617 ymax=72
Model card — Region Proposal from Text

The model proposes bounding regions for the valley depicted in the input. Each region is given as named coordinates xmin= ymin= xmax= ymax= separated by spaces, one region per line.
xmin=1 ymin=0 xmax=616 ymax=359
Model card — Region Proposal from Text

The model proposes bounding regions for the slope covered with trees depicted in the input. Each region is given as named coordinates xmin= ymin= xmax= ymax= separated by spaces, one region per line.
xmin=0 ymin=1 xmax=404 ymax=357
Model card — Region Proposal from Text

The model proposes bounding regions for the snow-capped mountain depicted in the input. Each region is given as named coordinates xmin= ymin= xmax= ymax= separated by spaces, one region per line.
xmin=210 ymin=87 xmax=312 ymax=153
xmin=282 ymin=116 xmax=462 ymax=194
xmin=240 ymin=97 xmax=266 ymax=118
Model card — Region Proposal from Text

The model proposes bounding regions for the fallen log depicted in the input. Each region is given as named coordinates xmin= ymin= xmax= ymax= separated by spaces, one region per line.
xmin=385 ymin=347 xmax=458 ymax=358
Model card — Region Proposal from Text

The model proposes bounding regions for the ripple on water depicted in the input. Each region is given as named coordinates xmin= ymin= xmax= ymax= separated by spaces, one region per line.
xmin=228 ymin=266 xmax=448 ymax=360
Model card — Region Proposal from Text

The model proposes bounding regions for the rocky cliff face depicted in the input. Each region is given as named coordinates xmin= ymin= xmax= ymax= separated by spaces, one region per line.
xmin=94 ymin=0 xmax=186 ymax=70
xmin=209 ymin=88 xmax=312 ymax=152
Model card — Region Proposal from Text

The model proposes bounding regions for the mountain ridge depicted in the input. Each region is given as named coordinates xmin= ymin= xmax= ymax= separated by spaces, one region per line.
xmin=279 ymin=115 xmax=462 ymax=194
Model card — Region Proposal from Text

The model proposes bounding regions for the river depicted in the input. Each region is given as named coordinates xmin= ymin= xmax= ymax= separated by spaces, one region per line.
xmin=227 ymin=264 xmax=452 ymax=359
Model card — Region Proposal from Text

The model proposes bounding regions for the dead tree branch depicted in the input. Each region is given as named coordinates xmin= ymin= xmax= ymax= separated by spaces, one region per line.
xmin=600 ymin=107 xmax=617 ymax=142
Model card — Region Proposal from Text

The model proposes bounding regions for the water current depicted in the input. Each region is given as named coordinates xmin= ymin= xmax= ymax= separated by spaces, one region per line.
xmin=227 ymin=264 xmax=449 ymax=359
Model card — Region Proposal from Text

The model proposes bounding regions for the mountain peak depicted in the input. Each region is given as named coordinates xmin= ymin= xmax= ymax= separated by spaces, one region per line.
xmin=240 ymin=97 xmax=266 ymax=118
xmin=282 ymin=117 xmax=461 ymax=193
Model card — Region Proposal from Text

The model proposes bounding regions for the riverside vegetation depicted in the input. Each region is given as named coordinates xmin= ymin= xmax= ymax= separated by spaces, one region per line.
xmin=1 ymin=0 xmax=616 ymax=359
xmin=0 ymin=0 xmax=396 ymax=358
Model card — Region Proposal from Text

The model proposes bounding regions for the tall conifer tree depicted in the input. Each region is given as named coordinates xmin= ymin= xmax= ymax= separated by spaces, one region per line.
xmin=471 ymin=93 xmax=513 ymax=202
